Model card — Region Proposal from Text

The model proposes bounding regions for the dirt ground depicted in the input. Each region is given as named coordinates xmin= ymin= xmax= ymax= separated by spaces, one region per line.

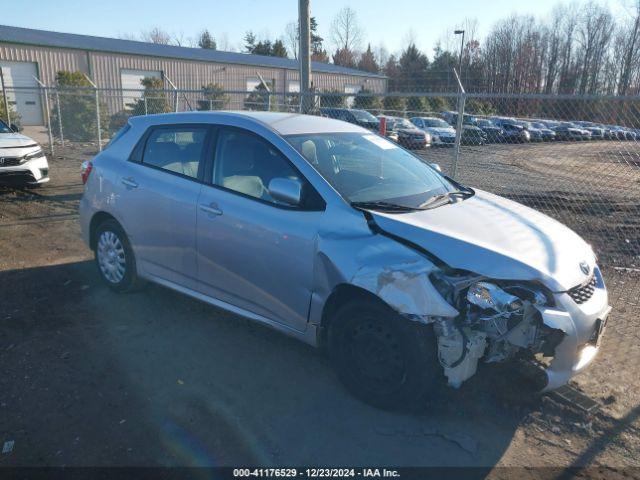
xmin=1 ymin=138 xmax=639 ymax=474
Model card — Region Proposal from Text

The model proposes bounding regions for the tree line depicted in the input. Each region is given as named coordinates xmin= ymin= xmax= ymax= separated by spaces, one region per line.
xmin=121 ymin=1 xmax=640 ymax=96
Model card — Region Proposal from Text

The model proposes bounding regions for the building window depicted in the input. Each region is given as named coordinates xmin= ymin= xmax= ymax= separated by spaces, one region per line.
xmin=287 ymin=81 xmax=300 ymax=93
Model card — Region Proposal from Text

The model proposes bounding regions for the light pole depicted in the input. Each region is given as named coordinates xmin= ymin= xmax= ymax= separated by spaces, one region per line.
xmin=454 ymin=29 xmax=465 ymax=83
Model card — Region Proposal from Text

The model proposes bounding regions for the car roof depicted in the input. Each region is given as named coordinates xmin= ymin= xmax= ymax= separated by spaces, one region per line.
xmin=127 ymin=111 xmax=368 ymax=135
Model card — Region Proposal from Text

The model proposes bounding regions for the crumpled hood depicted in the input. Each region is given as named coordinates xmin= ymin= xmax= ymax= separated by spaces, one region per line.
xmin=0 ymin=133 xmax=39 ymax=149
xmin=371 ymin=190 xmax=596 ymax=292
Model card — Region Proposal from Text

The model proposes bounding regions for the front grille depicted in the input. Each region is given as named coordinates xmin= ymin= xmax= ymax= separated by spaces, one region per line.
xmin=568 ymin=275 xmax=597 ymax=304
xmin=0 ymin=157 xmax=23 ymax=167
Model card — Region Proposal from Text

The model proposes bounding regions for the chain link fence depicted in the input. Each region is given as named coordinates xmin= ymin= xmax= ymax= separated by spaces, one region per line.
xmin=4 ymin=85 xmax=639 ymax=401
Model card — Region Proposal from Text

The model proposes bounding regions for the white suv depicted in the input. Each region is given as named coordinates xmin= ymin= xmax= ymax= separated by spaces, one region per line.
xmin=0 ymin=120 xmax=49 ymax=187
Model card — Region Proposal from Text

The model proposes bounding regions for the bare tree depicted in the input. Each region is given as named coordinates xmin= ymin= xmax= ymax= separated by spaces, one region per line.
xmin=330 ymin=7 xmax=363 ymax=52
xmin=618 ymin=0 xmax=640 ymax=94
xmin=284 ymin=21 xmax=299 ymax=59
xmin=140 ymin=27 xmax=172 ymax=45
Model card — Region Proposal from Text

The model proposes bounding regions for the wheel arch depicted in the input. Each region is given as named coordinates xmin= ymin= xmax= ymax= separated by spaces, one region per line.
xmin=318 ymin=283 xmax=392 ymax=348
xmin=89 ymin=211 xmax=120 ymax=250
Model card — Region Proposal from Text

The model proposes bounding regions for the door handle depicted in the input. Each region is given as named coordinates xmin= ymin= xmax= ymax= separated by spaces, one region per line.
xmin=199 ymin=203 xmax=223 ymax=216
xmin=121 ymin=177 xmax=139 ymax=188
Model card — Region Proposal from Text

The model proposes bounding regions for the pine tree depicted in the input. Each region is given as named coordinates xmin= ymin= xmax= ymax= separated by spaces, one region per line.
xmin=198 ymin=29 xmax=216 ymax=50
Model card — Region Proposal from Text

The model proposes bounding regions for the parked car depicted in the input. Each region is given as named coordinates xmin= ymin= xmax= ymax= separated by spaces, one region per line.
xmin=553 ymin=122 xmax=591 ymax=141
xmin=440 ymin=111 xmax=478 ymax=127
xmin=621 ymin=128 xmax=638 ymax=141
xmin=80 ymin=111 xmax=610 ymax=409
xmin=378 ymin=115 xmax=430 ymax=149
xmin=410 ymin=117 xmax=456 ymax=146
xmin=573 ymin=122 xmax=605 ymax=140
xmin=491 ymin=118 xmax=531 ymax=143
xmin=516 ymin=121 xmax=544 ymax=142
xmin=319 ymin=107 xmax=379 ymax=131
xmin=606 ymin=126 xmax=632 ymax=141
xmin=0 ymin=119 xmax=49 ymax=187
xmin=461 ymin=125 xmax=487 ymax=145
xmin=530 ymin=122 xmax=557 ymax=141
xmin=476 ymin=119 xmax=504 ymax=143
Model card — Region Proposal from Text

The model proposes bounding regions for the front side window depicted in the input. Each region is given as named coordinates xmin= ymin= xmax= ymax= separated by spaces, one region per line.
xmin=213 ymin=129 xmax=302 ymax=205
xmin=0 ymin=119 xmax=12 ymax=133
xmin=142 ymin=126 xmax=207 ymax=178
xmin=286 ymin=132 xmax=458 ymax=208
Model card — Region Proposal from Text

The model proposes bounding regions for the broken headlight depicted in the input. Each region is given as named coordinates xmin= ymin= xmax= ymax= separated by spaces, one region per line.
xmin=467 ymin=282 xmax=523 ymax=312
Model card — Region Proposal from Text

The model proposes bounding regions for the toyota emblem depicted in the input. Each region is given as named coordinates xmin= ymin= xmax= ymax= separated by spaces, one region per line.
xmin=580 ymin=261 xmax=590 ymax=275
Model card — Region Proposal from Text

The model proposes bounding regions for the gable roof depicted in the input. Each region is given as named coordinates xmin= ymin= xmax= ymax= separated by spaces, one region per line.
xmin=0 ymin=24 xmax=386 ymax=79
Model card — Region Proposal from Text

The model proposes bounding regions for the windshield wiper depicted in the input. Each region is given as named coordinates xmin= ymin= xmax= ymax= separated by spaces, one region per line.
xmin=351 ymin=201 xmax=419 ymax=213
xmin=419 ymin=190 xmax=473 ymax=209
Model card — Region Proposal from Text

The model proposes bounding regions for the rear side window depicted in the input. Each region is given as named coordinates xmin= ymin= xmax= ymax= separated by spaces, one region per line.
xmin=142 ymin=126 xmax=208 ymax=179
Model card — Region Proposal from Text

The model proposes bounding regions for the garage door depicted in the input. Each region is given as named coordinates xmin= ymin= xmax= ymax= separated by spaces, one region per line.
xmin=344 ymin=84 xmax=362 ymax=108
xmin=0 ymin=61 xmax=43 ymax=126
xmin=121 ymin=69 xmax=162 ymax=108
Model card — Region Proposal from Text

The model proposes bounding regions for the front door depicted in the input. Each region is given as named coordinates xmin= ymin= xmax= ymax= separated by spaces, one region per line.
xmin=196 ymin=127 xmax=324 ymax=331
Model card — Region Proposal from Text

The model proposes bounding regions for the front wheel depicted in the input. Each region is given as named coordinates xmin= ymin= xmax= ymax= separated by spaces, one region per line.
xmin=328 ymin=299 xmax=442 ymax=410
xmin=94 ymin=219 xmax=143 ymax=292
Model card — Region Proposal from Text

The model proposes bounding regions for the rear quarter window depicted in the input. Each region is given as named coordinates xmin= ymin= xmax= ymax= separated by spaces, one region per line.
xmin=104 ymin=124 xmax=131 ymax=150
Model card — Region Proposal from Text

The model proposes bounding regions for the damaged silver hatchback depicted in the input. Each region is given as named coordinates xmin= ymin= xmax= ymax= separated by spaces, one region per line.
xmin=80 ymin=112 xmax=611 ymax=409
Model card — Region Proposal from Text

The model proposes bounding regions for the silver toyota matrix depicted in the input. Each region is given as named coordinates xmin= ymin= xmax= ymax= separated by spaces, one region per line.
xmin=79 ymin=112 xmax=611 ymax=409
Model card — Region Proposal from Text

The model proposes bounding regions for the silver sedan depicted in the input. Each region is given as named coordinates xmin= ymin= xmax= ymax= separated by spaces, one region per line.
xmin=79 ymin=112 xmax=610 ymax=409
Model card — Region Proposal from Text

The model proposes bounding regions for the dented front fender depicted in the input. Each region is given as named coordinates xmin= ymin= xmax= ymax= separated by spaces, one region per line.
xmin=308 ymin=216 xmax=458 ymax=327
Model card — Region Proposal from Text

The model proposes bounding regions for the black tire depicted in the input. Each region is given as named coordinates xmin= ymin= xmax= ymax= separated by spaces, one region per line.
xmin=328 ymin=299 xmax=442 ymax=410
xmin=94 ymin=219 xmax=143 ymax=293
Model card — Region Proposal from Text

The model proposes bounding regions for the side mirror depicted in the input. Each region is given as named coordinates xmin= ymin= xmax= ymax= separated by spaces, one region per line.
xmin=268 ymin=177 xmax=302 ymax=206
xmin=430 ymin=163 xmax=442 ymax=172
xmin=10 ymin=123 xmax=21 ymax=132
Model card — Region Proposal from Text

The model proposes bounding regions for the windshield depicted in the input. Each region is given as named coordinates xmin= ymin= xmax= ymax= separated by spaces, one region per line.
xmin=285 ymin=132 xmax=457 ymax=208
xmin=0 ymin=119 xmax=12 ymax=134
xmin=394 ymin=118 xmax=415 ymax=129
xmin=423 ymin=118 xmax=450 ymax=128
xmin=351 ymin=110 xmax=378 ymax=122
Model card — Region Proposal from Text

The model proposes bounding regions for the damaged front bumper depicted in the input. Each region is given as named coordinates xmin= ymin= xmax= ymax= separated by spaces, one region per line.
xmin=538 ymin=287 xmax=611 ymax=391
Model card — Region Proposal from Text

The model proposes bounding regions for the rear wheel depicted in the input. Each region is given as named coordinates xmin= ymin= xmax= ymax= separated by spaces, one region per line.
xmin=94 ymin=219 xmax=142 ymax=292
xmin=328 ymin=299 xmax=442 ymax=410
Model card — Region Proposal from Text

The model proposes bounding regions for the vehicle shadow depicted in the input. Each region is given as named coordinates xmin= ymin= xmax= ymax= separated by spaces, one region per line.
xmin=0 ymin=261 xmax=572 ymax=469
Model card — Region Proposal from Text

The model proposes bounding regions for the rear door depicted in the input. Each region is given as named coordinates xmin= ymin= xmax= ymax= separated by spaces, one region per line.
xmin=116 ymin=124 xmax=210 ymax=289
xmin=195 ymin=127 xmax=325 ymax=331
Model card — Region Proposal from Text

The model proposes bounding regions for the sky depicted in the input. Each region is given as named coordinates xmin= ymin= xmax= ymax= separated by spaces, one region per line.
xmin=5 ymin=0 xmax=631 ymax=58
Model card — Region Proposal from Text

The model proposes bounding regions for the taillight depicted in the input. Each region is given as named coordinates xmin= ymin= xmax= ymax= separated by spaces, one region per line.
xmin=81 ymin=161 xmax=93 ymax=185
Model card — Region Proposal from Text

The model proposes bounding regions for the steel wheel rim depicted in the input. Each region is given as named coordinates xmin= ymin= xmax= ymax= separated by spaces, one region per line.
xmin=347 ymin=317 xmax=406 ymax=392
xmin=97 ymin=231 xmax=126 ymax=284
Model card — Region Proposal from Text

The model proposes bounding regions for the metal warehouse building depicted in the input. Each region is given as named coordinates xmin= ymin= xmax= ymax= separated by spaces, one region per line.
xmin=0 ymin=24 xmax=387 ymax=125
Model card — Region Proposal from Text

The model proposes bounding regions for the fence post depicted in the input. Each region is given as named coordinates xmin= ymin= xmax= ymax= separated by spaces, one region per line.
xmin=451 ymin=68 xmax=466 ymax=180
xmin=0 ymin=66 xmax=10 ymax=125
xmin=81 ymin=74 xmax=101 ymax=152
xmin=55 ymin=89 xmax=64 ymax=147
xmin=33 ymin=77 xmax=54 ymax=155
xmin=144 ymin=97 xmax=148 ymax=115
xmin=95 ymin=89 xmax=102 ymax=151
